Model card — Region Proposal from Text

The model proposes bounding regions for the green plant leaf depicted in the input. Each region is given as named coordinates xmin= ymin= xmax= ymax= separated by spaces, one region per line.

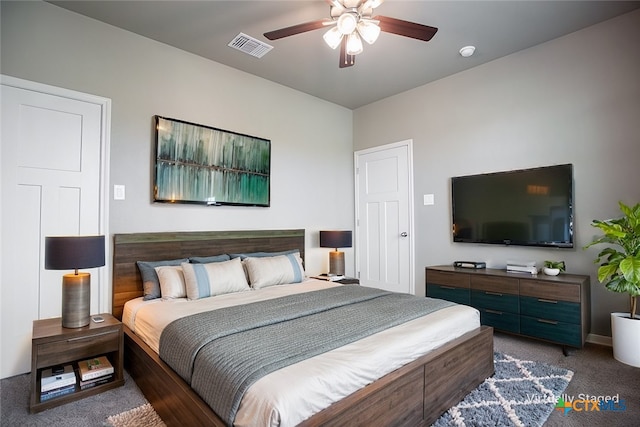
xmin=597 ymin=264 xmax=620 ymax=283
xmin=605 ymin=276 xmax=627 ymax=293
xmin=620 ymin=256 xmax=640 ymax=284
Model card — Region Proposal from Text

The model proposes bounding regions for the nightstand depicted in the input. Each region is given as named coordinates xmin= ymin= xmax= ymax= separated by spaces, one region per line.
xmin=30 ymin=313 xmax=124 ymax=413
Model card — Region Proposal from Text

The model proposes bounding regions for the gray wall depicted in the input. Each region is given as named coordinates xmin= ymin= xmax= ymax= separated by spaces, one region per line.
xmin=1 ymin=1 xmax=356 ymax=277
xmin=354 ymin=10 xmax=640 ymax=336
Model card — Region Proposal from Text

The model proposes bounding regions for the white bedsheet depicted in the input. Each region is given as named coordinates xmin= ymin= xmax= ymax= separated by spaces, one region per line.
xmin=123 ymin=279 xmax=480 ymax=427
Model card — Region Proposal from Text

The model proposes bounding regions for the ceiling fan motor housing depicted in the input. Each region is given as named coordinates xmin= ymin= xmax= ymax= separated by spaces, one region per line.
xmin=264 ymin=0 xmax=438 ymax=68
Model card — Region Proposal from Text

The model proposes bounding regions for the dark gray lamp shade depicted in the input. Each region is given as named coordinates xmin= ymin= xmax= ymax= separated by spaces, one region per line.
xmin=44 ymin=235 xmax=105 ymax=328
xmin=319 ymin=231 xmax=352 ymax=276
xmin=319 ymin=231 xmax=352 ymax=250
xmin=45 ymin=235 xmax=105 ymax=270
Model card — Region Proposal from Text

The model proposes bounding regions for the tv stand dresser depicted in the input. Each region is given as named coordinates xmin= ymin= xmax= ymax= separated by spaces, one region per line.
xmin=426 ymin=265 xmax=590 ymax=355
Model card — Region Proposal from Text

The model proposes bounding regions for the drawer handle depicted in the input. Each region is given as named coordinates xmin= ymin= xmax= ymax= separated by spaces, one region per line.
xmin=67 ymin=330 xmax=117 ymax=342
xmin=485 ymin=309 xmax=503 ymax=315
xmin=537 ymin=319 xmax=558 ymax=325
xmin=440 ymin=286 xmax=456 ymax=290
xmin=538 ymin=298 xmax=558 ymax=304
xmin=485 ymin=291 xmax=503 ymax=297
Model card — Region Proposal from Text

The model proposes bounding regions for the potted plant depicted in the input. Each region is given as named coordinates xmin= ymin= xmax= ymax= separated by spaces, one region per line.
xmin=543 ymin=260 xmax=565 ymax=276
xmin=584 ymin=201 xmax=640 ymax=367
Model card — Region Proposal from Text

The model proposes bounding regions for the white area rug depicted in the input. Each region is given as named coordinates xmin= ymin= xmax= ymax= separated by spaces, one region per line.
xmin=106 ymin=403 xmax=166 ymax=427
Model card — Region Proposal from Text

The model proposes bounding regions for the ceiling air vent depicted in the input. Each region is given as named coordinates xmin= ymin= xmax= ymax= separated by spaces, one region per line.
xmin=228 ymin=33 xmax=273 ymax=58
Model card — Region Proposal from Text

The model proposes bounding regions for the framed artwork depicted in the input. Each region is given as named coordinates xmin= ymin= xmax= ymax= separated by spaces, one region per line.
xmin=154 ymin=116 xmax=270 ymax=207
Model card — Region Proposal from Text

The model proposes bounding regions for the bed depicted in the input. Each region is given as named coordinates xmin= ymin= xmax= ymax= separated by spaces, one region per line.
xmin=112 ymin=229 xmax=494 ymax=427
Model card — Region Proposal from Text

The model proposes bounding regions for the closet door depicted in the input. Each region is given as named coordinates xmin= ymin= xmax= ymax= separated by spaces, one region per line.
xmin=1 ymin=77 xmax=109 ymax=378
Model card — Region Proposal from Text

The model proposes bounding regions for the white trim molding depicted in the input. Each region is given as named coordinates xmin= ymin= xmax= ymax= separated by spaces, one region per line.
xmin=586 ymin=333 xmax=612 ymax=347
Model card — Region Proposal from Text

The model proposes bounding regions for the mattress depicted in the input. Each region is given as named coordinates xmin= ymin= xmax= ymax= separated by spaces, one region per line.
xmin=123 ymin=279 xmax=480 ymax=427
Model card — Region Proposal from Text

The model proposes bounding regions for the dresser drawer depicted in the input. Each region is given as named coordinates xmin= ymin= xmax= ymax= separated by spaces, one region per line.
xmin=426 ymin=270 xmax=470 ymax=289
xmin=35 ymin=327 xmax=120 ymax=369
xmin=427 ymin=284 xmax=470 ymax=305
xmin=471 ymin=275 xmax=519 ymax=295
xmin=520 ymin=316 xmax=582 ymax=348
xmin=520 ymin=279 xmax=580 ymax=303
xmin=471 ymin=290 xmax=519 ymax=313
xmin=478 ymin=308 xmax=519 ymax=333
xmin=520 ymin=296 xmax=580 ymax=324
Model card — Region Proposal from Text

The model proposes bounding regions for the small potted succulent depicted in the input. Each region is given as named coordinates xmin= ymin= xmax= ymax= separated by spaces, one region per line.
xmin=543 ymin=260 xmax=565 ymax=276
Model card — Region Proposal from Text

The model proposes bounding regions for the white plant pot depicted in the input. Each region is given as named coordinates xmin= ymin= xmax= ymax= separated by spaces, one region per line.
xmin=543 ymin=267 xmax=560 ymax=276
xmin=611 ymin=312 xmax=640 ymax=367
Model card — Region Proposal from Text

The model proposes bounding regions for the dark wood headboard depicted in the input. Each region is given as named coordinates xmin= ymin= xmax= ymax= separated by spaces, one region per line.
xmin=111 ymin=229 xmax=305 ymax=320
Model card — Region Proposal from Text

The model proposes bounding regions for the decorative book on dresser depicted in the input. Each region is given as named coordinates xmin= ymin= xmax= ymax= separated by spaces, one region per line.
xmin=426 ymin=265 xmax=590 ymax=355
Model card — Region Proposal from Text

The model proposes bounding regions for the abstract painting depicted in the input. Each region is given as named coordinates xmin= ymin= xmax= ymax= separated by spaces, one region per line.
xmin=154 ymin=116 xmax=270 ymax=206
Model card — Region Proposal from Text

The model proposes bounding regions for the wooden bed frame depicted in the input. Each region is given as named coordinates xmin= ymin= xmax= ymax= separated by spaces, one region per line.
xmin=112 ymin=229 xmax=494 ymax=427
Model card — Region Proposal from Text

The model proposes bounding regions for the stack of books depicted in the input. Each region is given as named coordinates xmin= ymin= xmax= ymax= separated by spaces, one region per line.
xmin=77 ymin=356 xmax=114 ymax=390
xmin=506 ymin=260 xmax=538 ymax=275
xmin=312 ymin=274 xmax=345 ymax=282
xmin=40 ymin=365 xmax=76 ymax=401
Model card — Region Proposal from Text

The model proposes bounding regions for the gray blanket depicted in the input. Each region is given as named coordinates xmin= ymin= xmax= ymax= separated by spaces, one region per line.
xmin=159 ymin=285 xmax=454 ymax=426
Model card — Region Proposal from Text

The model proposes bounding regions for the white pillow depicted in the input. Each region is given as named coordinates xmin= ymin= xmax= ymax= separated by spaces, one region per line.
xmin=181 ymin=257 xmax=249 ymax=300
xmin=243 ymin=253 xmax=305 ymax=289
xmin=155 ymin=265 xmax=186 ymax=299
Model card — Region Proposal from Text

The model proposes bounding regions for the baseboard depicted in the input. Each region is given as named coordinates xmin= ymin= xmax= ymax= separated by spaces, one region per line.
xmin=586 ymin=333 xmax=612 ymax=347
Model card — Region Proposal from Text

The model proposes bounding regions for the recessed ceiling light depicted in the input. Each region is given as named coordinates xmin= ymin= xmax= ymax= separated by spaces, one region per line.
xmin=459 ymin=46 xmax=476 ymax=58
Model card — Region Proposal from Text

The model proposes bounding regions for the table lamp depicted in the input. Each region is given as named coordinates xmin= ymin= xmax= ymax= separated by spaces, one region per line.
xmin=319 ymin=231 xmax=352 ymax=276
xmin=45 ymin=235 xmax=105 ymax=328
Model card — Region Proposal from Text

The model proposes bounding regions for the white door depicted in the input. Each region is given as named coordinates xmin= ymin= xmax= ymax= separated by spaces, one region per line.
xmin=355 ymin=140 xmax=414 ymax=294
xmin=0 ymin=76 xmax=110 ymax=378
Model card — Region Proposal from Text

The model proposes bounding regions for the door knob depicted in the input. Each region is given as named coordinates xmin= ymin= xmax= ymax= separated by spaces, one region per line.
xmin=400 ymin=232 xmax=408 ymax=237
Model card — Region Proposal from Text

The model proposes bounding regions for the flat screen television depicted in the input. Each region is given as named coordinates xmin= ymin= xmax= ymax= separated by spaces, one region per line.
xmin=452 ymin=164 xmax=574 ymax=248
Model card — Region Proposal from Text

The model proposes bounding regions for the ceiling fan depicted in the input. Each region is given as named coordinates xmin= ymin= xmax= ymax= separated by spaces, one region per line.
xmin=264 ymin=0 xmax=438 ymax=68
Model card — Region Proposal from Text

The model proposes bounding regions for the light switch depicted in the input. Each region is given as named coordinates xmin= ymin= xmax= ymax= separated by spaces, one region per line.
xmin=114 ymin=185 xmax=125 ymax=200
xmin=423 ymin=194 xmax=434 ymax=206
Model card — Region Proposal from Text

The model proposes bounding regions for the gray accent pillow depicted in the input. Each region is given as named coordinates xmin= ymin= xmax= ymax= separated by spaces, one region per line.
xmin=229 ymin=249 xmax=299 ymax=260
xmin=137 ymin=258 xmax=188 ymax=300
xmin=189 ymin=254 xmax=231 ymax=264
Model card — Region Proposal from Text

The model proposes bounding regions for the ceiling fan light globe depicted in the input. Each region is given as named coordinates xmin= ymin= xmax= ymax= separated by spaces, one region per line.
xmin=362 ymin=0 xmax=384 ymax=9
xmin=330 ymin=4 xmax=346 ymax=18
xmin=323 ymin=26 xmax=343 ymax=50
xmin=337 ymin=13 xmax=358 ymax=35
xmin=346 ymin=32 xmax=364 ymax=55
xmin=357 ymin=20 xmax=380 ymax=44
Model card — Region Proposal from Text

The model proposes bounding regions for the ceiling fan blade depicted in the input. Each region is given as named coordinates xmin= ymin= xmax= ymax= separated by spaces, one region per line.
xmin=374 ymin=15 xmax=438 ymax=42
xmin=339 ymin=38 xmax=355 ymax=68
xmin=264 ymin=19 xmax=330 ymax=40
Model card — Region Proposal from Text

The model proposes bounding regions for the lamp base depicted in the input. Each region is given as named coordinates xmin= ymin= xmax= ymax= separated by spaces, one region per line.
xmin=62 ymin=272 xmax=91 ymax=328
xmin=329 ymin=251 xmax=345 ymax=276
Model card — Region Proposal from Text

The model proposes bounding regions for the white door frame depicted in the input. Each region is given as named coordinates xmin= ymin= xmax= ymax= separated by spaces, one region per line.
xmin=354 ymin=139 xmax=415 ymax=293
xmin=1 ymin=75 xmax=112 ymax=314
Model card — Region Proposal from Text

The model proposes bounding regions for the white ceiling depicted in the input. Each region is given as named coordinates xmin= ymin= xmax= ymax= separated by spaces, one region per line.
xmin=49 ymin=1 xmax=640 ymax=109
